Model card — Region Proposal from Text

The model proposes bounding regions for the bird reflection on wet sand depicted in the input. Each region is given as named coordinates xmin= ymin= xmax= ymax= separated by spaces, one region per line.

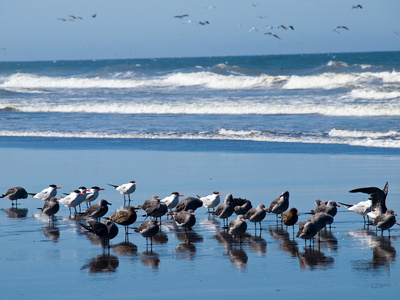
xmin=269 ymin=225 xmax=298 ymax=257
xmin=297 ymin=247 xmax=334 ymax=270
xmin=3 ymin=207 xmax=28 ymax=218
xmin=81 ymin=254 xmax=119 ymax=274
xmin=112 ymin=241 xmax=138 ymax=257
xmin=141 ymin=251 xmax=160 ymax=269
xmin=228 ymin=248 xmax=248 ymax=268
xmin=350 ymin=228 xmax=397 ymax=273
xmin=42 ymin=225 xmax=60 ymax=242
xmin=318 ymin=228 xmax=339 ymax=252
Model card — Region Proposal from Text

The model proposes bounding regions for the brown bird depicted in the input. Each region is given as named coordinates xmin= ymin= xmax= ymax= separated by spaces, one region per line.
xmin=282 ymin=207 xmax=299 ymax=234
xmin=1 ymin=186 xmax=28 ymax=205
xmin=109 ymin=206 xmax=137 ymax=238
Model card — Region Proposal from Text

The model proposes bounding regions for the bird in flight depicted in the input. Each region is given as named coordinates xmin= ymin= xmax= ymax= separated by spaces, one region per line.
xmin=352 ymin=4 xmax=363 ymax=9
xmin=249 ymin=27 xmax=258 ymax=32
xmin=278 ymin=25 xmax=294 ymax=30
xmin=174 ymin=14 xmax=189 ymax=19
xmin=199 ymin=21 xmax=210 ymax=25
xmin=92 ymin=13 xmax=97 ymax=18
xmin=69 ymin=15 xmax=83 ymax=20
xmin=334 ymin=25 xmax=349 ymax=32
xmin=264 ymin=32 xmax=281 ymax=39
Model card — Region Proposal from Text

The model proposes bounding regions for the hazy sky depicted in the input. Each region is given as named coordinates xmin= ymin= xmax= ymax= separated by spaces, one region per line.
xmin=1 ymin=0 xmax=399 ymax=61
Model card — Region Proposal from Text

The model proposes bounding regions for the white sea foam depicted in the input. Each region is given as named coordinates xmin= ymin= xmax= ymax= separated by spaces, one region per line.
xmin=2 ymin=70 xmax=399 ymax=91
xmin=2 ymin=102 xmax=400 ymax=116
xmin=1 ymin=129 xmax=399 ymax=148
xmin=350 ymin=89 xmax=400 ymax=100
xmin=329 ymin=129 xmax=399 ymax=139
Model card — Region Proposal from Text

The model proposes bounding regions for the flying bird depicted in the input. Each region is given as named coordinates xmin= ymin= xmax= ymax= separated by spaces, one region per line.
xmin=199 ymin=21 xmax=210 ymax=25
xmin=334 ymin=26 xmax=349 ymax=32
xmin=278 ymin=25 xmax=294 ymax=30
xmin=174 ymin=14 xmax=189 ymax=19
xmin=249 ymin=27 xmax=258 ymax=32
xmin=352 ymin=4 xmax=363 ymax=9
xmin=264 ymin=32 xmax=281 ymax=39
xmin=92 ymin=13 xmax=97 ymax=18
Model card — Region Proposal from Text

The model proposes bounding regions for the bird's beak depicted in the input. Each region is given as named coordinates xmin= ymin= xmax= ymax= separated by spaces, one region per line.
xmin=192 ymin=213 xmax=195 ymax=216
xmin=242 ymin=219 xmax=246 ymax=222
xmin=263 ymin=208 xmax=267 ymax=211
xmin=336 ymin=204 xmax=340 ymax=207
xmin=56 ymin=186 xmax=61 ymax=189
xmin=179 ymin=194 xmax=184 ymax=197
xmin=217 ymin=194 xmax=221 ymax=196
xmin=100 ymin=188 xmax=105 ymax=190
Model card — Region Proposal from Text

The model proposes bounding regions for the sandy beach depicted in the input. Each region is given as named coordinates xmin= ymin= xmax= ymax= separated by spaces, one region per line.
xmin=1 ymin=144 xmax=400 ymax=299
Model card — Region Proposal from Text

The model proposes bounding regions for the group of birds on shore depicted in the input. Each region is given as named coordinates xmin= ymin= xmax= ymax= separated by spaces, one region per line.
xmin=1 ymin=180 xmax=398 ymax=250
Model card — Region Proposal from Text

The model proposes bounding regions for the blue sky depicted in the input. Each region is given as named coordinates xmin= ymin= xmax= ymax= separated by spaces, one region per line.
xmin=1 ymin=0 xmax=399 ymax=61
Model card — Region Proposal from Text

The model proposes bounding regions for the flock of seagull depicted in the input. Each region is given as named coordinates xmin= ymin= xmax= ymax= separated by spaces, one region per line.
xmin=174 ymin=3 xmax=364 ymax=40
xmin=1 ymin=180 xmax=399 ymax=251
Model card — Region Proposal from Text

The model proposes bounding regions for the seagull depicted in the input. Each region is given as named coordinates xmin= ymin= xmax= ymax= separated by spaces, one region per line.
xmin=249 ymin=27 xmax=258 ymax=32
xmin=352 ymin=4 xmax=363 ymax=9
xmin=197 ymin=191 xmax=221 ymax=213
xmin=0 ymin=186 xmax=28 ymax=205
xmin=84 ymin=186 xmax=104 ymax=207
xmin=372 ymin=209 xmax=399 ymax=236
xmin=80 ymin=219 xmax=119 ymax=249
xmin=233 ymin=198 xmax=252 ymax=215
xmin=39 ymin=197 xmax=60 ymax=222
xmin=80 ymin=199 xmax=112 ymax=221
xmin=350 ymin=182 xmax=388 ymax=221
xmin=172 ymin=197 xmax=203 ymax=214
xmin=334 ymin=26 xmax=349 ymax=32
xmin=92 ymin=13 xmax=97 ymax=18
xmin=245 ymin=203 xmax=267 ymax=231
xmin=228 ymin=215 xmax=247 ymax=243
xmin=278 ymin=25 xmax=294 ymax=30
xmin=69 ymin=15 xmax=83 ymax=20
xmin=174 ymin=14 xmax=189 ymax=19
xmin=213 ymin=193 xmax=235 ymax=227
xmin=199 ymin=21 xmax=209 ymax=25
xmin=266 ymin=191 xmax=289 ymax=221
xmin=135 ymin=219 xmax=160 ymax=247
xmin=173 ymin=209 xmax=196 ymax=230
xmin=297 ymin=221 xmax=318 ymax=246
xmin=29 ymin=184 xmax=61 ymax=201
xmin=339 ymin=199 xmax=372 ymax=224
xmin=107 ymin=181 xmax=136 ymax=203
xmin=311 ymin=200 xmax=340 ymax=217
xmin=264 ymin=32 xmax=281 ymax=39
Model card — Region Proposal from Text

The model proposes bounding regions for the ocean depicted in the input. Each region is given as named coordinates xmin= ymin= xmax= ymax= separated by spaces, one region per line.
xmin=1 ymin=51 xmax=399 ymax=153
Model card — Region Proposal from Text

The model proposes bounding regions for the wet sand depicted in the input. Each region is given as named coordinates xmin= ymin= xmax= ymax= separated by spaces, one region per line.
xmin=1 ymin=147 xmax=400 ymax=299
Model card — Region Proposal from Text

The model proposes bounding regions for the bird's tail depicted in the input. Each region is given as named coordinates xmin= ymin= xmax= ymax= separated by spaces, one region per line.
xmin=107 ymin=183 xmax=118 ymax=189
xmin=0 ymin=194 xmax=5 ymax=198
xmin=28 ymin=193 xmax=36 ymax=197
xmin=338 ymin=202 xmax=353 ymax=208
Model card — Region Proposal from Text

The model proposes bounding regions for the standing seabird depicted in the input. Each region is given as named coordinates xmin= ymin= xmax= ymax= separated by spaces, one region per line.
xmin=197 ymin=191 xmax=221 ymax=213
xmin=39 ymin=197 xmax=60 ymax=222
xmin=174 ymin=209 xmax=196 ymax=230
xmin=311 ymin=200 xmax=340 ymax=217
xmin=80 ymin=219 xmax=119 ymax=249
xmin=245 ymin=203 xmax=267 ymax=231
xmin=58 ymin=189 xmax=85 ymax=215
xmin=135 ymin=219 xmax=160 ymax=246
xmin=307 ymin=212 xmax=334 ymax=231
xmin=213 ymin=193 xmax=235 ymax=227
xmin=80 ymin=199 xmax=112 ymax=220
xmin=350 ymin=182 xmax=388 ymax=221
xmin=339 ymin=199 xmax=372 ymax=224
xmin=281 ymin=207 xmax=299 ymax=234
xmin=1 ymin=186 xmax=28 ymax=205
xmin=233 ymin=198 xmax=253 ymax=215
xmin=108 ymin=181 xmax=137 ymax=203
xmin=29 ymin=184 xmax=61 ymax=201
xmin=109 ymin=206 xmax=137 ymax=235
xmin=297 ymin=221 xmax=318 ymax=246
xmin=173 ymin=197 xmax=203 ymax=214
xmin=161 ymin=192 xmax=183 ymax=211
xmin=372 ymin=209 xmax=399 ymax=236
xmin=266 ymin=191 xmax=290 ymax=221
xmin=143 ymin=197 xmax=168 ymax=222
xmin=228 ymin=215 xmax=247 ymax=243
xmin=84 ymin=186 xmax=104 ymax=207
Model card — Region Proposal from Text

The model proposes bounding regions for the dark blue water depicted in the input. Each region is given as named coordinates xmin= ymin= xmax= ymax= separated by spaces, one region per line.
xmin=1 ymin=51 xmax=399 ymax=150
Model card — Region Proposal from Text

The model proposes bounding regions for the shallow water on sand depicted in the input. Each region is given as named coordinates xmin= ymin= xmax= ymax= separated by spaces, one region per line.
xmin=1 ymin=147 xmax=400 ymax=299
